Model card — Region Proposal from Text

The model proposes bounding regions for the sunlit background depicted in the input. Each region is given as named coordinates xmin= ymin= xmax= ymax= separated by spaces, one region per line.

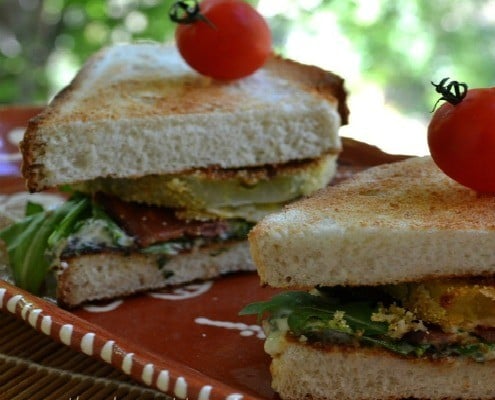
xmin=2 ymin=0 xmax=495 ymax=156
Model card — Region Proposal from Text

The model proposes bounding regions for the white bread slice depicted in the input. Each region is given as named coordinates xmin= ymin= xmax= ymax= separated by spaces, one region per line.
xmin=57 ymin=240 xmax=252 ymax=308
xmin=270 ymin=340 xmax=495 ymax=400
xmin=21 ymin=43 xmax=347 ymax=191
xmin=250 ymin=156 xmax=495 ymax=288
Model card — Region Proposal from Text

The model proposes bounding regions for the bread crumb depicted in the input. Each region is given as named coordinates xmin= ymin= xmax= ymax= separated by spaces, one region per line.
xmin=372 ymin=303 xmax=426 ymax=339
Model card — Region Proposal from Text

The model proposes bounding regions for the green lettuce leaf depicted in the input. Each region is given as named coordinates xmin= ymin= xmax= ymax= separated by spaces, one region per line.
xmin=361 ymin=335 xmax=428 ymax=356
xmin=240 ymin=290 xmax=388 ymax=336
xmin=25 ymin=201 xmax=44 ymax=216
xmin=47 ymin=197 xmax=91 ymax=248
xmin=0 ymin=196 xmax=91 ymax=294
xmin=240 ymin=291 xmax=326 ymax=319
xmin=240 ymin=289 xmax=495 ymax=361
xmin=89 ymin=204 xmax=132 ymax=247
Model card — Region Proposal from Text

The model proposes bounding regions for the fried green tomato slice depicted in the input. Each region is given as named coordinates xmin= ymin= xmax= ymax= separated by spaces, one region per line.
xmin=73 ymin=153 xmax=337 ymax=221
xmin=387 ymin=277 xmax=495 ymax=333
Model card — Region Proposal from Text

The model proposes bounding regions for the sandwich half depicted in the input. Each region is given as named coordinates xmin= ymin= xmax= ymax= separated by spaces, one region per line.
xmin=0 ymin=43 xmax=348 ymax=308
xmin=242 ymin=156 xmax=495 ymax=400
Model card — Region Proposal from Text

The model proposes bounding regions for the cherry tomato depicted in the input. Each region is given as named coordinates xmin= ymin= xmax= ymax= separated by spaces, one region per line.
xmin=172 ymin=0 xmax=272 ymax=80
xmin=428 ymin=83 xmax=495 ymax=193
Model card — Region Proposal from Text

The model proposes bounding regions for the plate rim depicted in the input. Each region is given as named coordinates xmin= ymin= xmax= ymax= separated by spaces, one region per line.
xmin=0 ymin=278 xmax=257 ymax=400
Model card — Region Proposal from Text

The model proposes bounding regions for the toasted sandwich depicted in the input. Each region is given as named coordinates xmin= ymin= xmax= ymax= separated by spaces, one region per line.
xmin=242 ymin=156 xmax=495 ymax=400
xmin=0 ymin=43 xmax=348 ymax=308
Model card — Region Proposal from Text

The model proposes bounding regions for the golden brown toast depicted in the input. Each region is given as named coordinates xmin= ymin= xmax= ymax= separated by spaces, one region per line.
xmin=21 ymin=43 xmax=347 ymax=191
xmin=250 ymin=156 xmax=495 ymax=288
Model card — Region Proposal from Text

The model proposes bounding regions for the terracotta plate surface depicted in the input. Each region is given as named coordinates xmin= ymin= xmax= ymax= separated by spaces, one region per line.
xmin=0 ymin=107 xmax=407 ymax=400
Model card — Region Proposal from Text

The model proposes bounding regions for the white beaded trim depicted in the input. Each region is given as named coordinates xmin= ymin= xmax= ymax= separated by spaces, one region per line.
xmin=0 ymin=287 xmax=248 ymax=400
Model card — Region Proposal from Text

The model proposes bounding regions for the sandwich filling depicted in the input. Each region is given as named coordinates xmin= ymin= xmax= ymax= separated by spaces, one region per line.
xmin=0 ymin=193 xmax=253 ymax=296
xmin=0 ymin=154 xmax=338 ymax=296
xmin=72 ymin=153 xmax=338 ymax=221
xmin=240 ymin=281 xmax=495 ymax=362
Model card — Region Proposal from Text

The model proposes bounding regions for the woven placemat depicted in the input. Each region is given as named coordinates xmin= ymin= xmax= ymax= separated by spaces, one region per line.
xmin=0 ymin=311 xmax=171 ymax=400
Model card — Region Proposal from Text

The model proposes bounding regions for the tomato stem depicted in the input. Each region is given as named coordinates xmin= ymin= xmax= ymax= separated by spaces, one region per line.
xmin=169 ymin=1 xmax=217 ymax=29
xmin=431 ymin=77 xmax=468 ymax=111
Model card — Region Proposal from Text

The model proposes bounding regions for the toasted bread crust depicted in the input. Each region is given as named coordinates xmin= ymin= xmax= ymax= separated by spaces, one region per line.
xmin=263 ymin=54 xmax=349 ymax=125
xmin=21 ymin=44 xmax=347 ymax=191
xmin=21 ymin=46 xmax=112 ymax=185
xmin=250 ymin=156 xmax=495 ymax=288
xmin=286 ymin=156 xmax=495 ymax=230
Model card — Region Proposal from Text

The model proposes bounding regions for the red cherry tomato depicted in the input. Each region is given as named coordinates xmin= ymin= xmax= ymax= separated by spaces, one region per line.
xmin=173 ymin=0 xmax=272 ymax=80
xmin=428 ymin=83 xmax=495 ymax=193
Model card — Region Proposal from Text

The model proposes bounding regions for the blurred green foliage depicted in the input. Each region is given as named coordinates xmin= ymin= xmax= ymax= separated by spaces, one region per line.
xmin=322 ymin=0 xmax=495 ymax=114
xmin=1 ymin=0 xmax=494 ymax=121
xmin=0 ymin=0 xmax=178 ymax=104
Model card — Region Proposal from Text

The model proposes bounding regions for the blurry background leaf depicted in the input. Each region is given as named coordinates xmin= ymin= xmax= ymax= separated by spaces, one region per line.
xmin=1 ymin=0 xmax=494 ymax=155
xmin=0 ymin=0 xmax=179 ymax=103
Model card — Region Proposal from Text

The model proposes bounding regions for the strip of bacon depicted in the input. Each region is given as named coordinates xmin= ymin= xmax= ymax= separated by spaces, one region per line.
xmin=96 ymin=194 xmax=229 ymax=247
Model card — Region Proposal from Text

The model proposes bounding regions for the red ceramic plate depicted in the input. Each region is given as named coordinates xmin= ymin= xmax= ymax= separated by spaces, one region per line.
xmin=0 ymin=107 xmax=407 ymax=400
